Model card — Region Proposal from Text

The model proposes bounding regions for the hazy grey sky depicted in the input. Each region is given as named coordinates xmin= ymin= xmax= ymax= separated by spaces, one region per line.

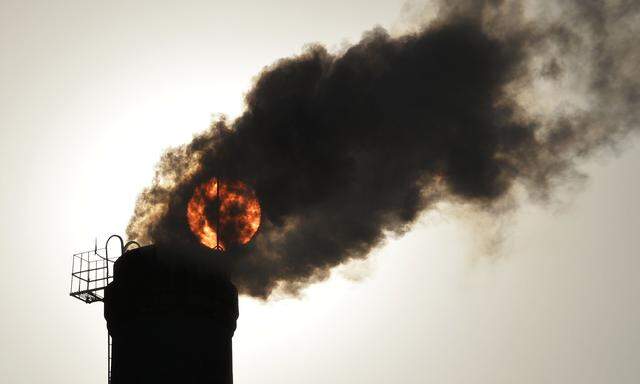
xmin=0 ymin=1 xmax=638 ymax=383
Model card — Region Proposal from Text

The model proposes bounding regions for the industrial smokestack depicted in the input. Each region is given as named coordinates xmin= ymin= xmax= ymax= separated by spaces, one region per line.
xmin=104 ymin=245 xmax=238 ymax=384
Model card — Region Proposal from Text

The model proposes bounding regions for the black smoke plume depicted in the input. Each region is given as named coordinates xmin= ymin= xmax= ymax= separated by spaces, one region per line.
xmin=127 ymin=0 xmax=640 ymax=298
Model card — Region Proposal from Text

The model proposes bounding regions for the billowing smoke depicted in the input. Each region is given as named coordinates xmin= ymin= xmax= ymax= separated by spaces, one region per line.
xmin=127 ymin=0 xmax=640 ymax=298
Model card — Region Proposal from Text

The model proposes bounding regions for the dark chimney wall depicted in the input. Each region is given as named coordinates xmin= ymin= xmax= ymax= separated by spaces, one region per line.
xmin=104 ymin=245 xmax=239 ymax=384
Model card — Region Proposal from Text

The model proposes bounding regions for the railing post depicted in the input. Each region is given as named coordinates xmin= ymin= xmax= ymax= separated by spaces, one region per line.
xmin=105 ymin=235 xmax=125 ymax=285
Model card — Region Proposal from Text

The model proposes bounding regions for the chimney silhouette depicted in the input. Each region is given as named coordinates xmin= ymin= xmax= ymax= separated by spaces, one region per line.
xmin=104 ymin=245 xmax=239 ymax=384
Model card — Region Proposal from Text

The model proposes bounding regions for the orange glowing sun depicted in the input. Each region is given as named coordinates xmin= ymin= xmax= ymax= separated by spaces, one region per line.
xmin=187 ymin=178 xmax=261 ymax=251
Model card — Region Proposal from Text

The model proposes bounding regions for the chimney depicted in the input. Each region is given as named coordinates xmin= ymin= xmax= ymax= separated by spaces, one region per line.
xmin=104 ymin=245 xmax=239 ymax=384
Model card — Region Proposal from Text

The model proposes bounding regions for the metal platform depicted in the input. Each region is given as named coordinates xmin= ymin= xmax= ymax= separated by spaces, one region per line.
xmin=70 ymin=245 xmax=115 ymax=303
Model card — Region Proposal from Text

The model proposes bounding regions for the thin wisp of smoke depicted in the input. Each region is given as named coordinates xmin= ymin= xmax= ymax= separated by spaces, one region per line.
xmin=127 ymin=0 xmax=640 ymax=298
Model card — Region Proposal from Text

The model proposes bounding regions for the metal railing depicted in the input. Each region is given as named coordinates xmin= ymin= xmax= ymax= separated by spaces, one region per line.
xmin=69 ymin=236 xmax=140 ymax=303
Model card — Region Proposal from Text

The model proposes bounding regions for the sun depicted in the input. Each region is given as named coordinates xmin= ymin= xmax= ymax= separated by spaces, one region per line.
xmin=187 ymin=178 xmax=261 ymax=251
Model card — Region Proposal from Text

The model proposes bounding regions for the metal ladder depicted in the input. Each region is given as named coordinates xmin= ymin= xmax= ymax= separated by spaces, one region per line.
xmin=108 ymin=334 xmax=112 ymax=383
